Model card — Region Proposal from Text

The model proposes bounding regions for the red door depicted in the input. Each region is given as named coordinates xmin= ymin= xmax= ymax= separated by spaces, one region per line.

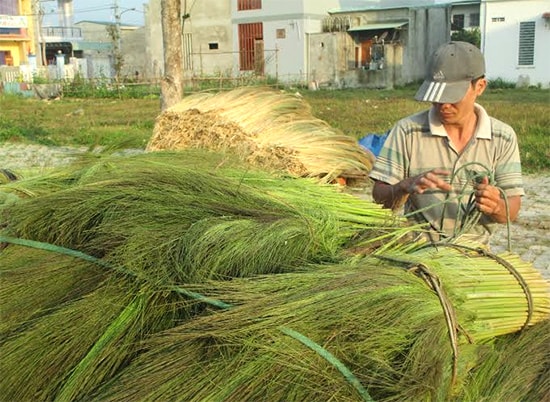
xmin=238 ymin=23 xmax=263 ymax=71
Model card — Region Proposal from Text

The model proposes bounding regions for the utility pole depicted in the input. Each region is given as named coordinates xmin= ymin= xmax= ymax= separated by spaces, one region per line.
xmin=32 ymin=0 xmax=44 ymax=66
xmin=114 ymin=0 xmax=121 ymax=55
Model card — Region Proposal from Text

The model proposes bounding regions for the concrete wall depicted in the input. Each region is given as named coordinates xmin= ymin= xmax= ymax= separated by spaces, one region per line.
xmin=185 ymin=0 xmax=233 ymax=76
xmin=405 ymin=6 xmax=451 ymax=83
xmin=309 ymin=31 xmax=404 ymax=89
xmin=481 ymin=0 xmax=550 ymax=87
xmin=144 ymin=0 xmax=164 ymax=78
xmin=75 ymin=21 xmax=112 ymax=43
xmin=121 ymin=27 xmax=149 ymax=80
xmin=308 ymin=32 xmax=349 ymax=87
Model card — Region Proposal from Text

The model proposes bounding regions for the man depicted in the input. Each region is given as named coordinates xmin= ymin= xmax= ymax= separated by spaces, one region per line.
xmin=369 ymin=41 xmax=524 ymax=244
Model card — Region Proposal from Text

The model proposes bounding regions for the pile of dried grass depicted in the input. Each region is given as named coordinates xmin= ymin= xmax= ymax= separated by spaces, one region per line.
xmin=147 ymin=87 xmax=373 ymax=183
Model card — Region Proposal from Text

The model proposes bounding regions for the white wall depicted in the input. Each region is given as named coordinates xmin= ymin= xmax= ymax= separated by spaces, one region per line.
xmin=481 ymin=0 xmax=550 ymax=87
xmin=231 ymin=0 xmax=343 ymax=83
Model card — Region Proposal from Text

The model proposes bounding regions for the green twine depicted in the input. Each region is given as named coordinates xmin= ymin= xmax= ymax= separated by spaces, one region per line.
xmin=280 ymin=327 xmax=374 ymax=402
xmin=0 ymin=235 xmax=373 ymax=402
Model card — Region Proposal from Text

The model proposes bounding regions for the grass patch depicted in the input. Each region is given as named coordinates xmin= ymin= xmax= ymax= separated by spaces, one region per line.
xmin=0 ymin=86 xmax=548 ymax=172
xmin=301 ymin=88 xmax=550 ymax=172
xmin=0 ymin=95 xmax=158 ymax=148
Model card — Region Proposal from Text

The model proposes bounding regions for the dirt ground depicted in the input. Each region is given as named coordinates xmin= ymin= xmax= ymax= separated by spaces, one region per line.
xmin=490 ymin=174 xmax=550 ymax=278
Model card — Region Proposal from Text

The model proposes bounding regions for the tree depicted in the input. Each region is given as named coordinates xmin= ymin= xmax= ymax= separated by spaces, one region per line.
xmin=106 ymin=24 xmax=124 ymax=82
xmin=160 ymin=0 xmax=184 ymax=110
xmin=451 ymin=28 xmax=481 ymax=49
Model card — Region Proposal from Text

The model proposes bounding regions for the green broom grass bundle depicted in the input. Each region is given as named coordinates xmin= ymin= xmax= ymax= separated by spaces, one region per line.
xmin=91 ymin=253 xmax=549 ymax=402
xmin=1 ymin=152 xmax=408 ymax=286
xmin=375 ymin=242 xmax=550 ymax=341
xmin=1 ymin=150 xmax=548 ymax=401
xmin=0 ymin=277 xmax=194 ymax=401
xmin=0 ymin=149 xmax=244 ymax=199
xmin=460 ymin=319 xmax=550 ymax=402
xmin=0 ymin=241 xmax=204 ymax=401
xmin=147 ymin=87 xmax=373 ymax=182
xmin=0 ymin=245 xmax=106 ymax=337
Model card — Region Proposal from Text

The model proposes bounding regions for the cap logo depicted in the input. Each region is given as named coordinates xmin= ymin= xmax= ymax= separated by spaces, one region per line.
xmin=433 ymin=70 xmax=445 ymax=81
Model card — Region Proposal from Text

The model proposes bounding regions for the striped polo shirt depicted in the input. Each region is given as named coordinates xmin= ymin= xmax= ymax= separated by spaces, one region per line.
xmin=369 ymin=103 xmax=524 ymax=243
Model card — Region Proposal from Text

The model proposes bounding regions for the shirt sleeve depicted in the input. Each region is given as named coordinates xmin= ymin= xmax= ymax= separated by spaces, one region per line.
xmin=491 ymin=119 xmax=525 ymax=197
xmin=368 ymin=121 xmax=409 ymax=185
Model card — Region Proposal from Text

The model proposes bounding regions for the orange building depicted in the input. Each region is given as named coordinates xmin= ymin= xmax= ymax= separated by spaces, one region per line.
xmin=0 ymin=0 xmax=37 ymax=66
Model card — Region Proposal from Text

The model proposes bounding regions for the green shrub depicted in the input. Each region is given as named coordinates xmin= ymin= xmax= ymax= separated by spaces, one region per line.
xmin=451 ymin=28 xmax=481 ymax=48
xmin=487 ymin=78 xmax=516 ymax=89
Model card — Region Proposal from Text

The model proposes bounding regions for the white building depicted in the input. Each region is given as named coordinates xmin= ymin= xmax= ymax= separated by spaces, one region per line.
xmin=230 ymin=0 xmax=352 ymax=83
xmin=480 ymin=0 xmax=550 ymax=87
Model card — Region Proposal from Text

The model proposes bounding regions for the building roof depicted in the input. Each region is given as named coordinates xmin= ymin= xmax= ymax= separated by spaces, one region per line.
xmin=74 ymin=20 xmax=140 ymax=29
xmin=348 ymin=21 xmax=408 ymax=31
xmin=72 ymin=41 xmax=113 ymax=51
xmin=329 ymin=0 xmax=480 ymax=14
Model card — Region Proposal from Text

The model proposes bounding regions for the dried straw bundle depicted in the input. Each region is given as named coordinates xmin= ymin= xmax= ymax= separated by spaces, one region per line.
xmin=147 ymin=87 xmax=373 ymax=183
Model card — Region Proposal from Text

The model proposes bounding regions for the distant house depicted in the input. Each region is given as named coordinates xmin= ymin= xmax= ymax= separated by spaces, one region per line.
xmin=144 ymin=0 xmax=548 ymax=88
xmin=144 ymin=0 xmax=235 ymax=79
xmin=309 ymin=2 xmax=455 ymax=89
xmin=0 ymin=0 xmax=35 ymax=66
xmin=74 ymin=21 xmax=144 ymax=80
xmin=481 ymin=0 xmax=550 ymax=87
xmin=231 ymin=0 xmax=351 ymax=82
xmin=145 ymin=0 xmax=368 ymax=82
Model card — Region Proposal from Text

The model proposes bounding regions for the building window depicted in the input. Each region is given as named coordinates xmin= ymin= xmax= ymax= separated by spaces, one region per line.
xmin=208 ymin=42 xmax=219 ymax=50
xmin=238 ymin=22 xmax=263 ymax=71
xmin=0 ymin=28 xmax=22 ymax=35
xmin=518 ymin=21 xmax=536 ymax=66
xmin=0 ymin=51 xmax=13 ymax=66
xmin=238 ymin=0 xmax=261 ymax=11
xmin=0 ymin=0 xmax=17 ymax=15
xmin=276 ymin=28 xmax=286 ymax=39
xmin=469 ymin=13 xmax=480 ymax=27
xmin=452 ymin=14 xmax=465 ymax=30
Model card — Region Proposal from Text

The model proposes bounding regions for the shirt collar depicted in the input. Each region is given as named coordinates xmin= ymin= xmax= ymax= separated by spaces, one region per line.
xmin=428 ymin=103 xmax=492 ymax=139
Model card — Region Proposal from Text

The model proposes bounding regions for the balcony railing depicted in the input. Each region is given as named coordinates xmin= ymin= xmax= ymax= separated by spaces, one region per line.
xmin=41 ymin=26 xmax=83 ymax=41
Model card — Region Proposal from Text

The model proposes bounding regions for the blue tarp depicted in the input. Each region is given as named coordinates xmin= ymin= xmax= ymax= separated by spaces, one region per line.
xmin=358 ymin=131 xmax=389 ymax=157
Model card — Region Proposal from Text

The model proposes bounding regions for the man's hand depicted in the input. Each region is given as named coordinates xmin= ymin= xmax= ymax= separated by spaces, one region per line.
xmin=372 ymin=169 xmax=452 ymax=210
xmin=474 ymin=176 xmax=521 ymax=222
xmin=404 ymin=169 xmax=452 ymax=194
xmin=474 ymin=176 xmax=502 ymax=215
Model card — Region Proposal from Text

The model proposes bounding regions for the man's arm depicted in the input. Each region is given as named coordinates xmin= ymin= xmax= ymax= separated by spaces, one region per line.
xmin=372 ymin=169 xmax=452 ymax=211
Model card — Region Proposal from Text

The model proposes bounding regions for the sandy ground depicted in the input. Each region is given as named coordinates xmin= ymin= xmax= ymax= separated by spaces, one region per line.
xmin=1 ymin=142 xmax=549 ymax=280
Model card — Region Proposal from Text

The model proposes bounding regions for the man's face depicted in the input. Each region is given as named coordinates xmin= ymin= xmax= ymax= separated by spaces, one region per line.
xmin=433 ymin=78 xmax=487 ymax=125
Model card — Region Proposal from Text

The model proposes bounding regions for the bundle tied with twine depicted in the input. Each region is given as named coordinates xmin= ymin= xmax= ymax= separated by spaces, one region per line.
xmin=1 ymin=151 xmax=549 ymax=401
xmin=1 ymin=241 xmax=548 ymax=401
xmin=73 ymin=253 xmax=550 ymax=401
xmin=147 ymin=87 xmax=374 ymax=184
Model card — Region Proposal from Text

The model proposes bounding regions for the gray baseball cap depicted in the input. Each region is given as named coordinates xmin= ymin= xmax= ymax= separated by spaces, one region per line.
xmin=415 ymin=41 xmax=485 ymax=104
